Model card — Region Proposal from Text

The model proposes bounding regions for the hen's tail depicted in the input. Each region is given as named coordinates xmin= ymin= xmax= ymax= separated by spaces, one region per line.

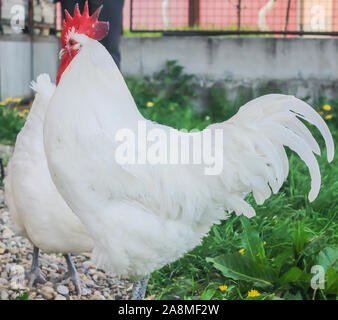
xmin=213 ymin=94 xmax=334 ymax=218
xmin=30 ymin=73 xmax=55 ymax=102
xmin=4 ymin=74 xmax=55 ymax=236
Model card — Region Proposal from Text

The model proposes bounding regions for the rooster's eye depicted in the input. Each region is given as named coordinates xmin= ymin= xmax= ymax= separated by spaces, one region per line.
xmin=69 ymin=40 xmax=74 ymax=46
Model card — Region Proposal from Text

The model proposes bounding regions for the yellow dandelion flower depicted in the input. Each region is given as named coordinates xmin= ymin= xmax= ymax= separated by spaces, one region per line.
xmin=23 ymin=109 xmax=30 ymax=113
xmin=263 ymin=241 xmax=267 ymax=245
xmin=169 ymin=105 xmax=175 ymax=111
xmin=147 ymin=102 xmax=154 ymax=108
xmin=6 ymin=97 xmax=13 ymax=103
xmin=324 ymin=115 xmax=333 ymax=120
xmin=0 ymin=102 xmax=5 ymax=107
xmin=219 ymin=285 xmax=228 ymax=292
xmin=239 ymin=248 xmax=245 ymax=254
xmin=17 ymin=112 xmax=25 ymax=117
xmin=13 ymin=98 xmax=22 ymax=103
xmin=256 ymin=253 xmax=260 ymax=257
xmin=248 ymin=290 xmax=260 ymax=298
xmin=322 ymin=104 xmax=331 ymax=111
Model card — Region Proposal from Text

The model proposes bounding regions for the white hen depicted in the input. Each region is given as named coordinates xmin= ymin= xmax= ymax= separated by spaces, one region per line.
xmin=43 ymin=4 xmax=334 ymax=299
xmin=4 ymin=74 xmax=93 ymax=292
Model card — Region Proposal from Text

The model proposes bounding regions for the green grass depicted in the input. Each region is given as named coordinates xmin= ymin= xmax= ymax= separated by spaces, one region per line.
xmin=0 ymin=99 xmax=27 ymax=145
xmin=144 ymin=124 xmax=337 ymax=300
xmin=125 ymin=61 xmax=338 ymax=300
xmin=125 ymin=24 xmax=274 ymax=38
xmin=123 ymin=29 xmax=162 ymax=37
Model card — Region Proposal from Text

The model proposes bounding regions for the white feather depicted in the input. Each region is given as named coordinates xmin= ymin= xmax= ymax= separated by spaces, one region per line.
xmin=43 ymin=35 xmax=334 ymax=277
xmin=4 ymin=74 xmax=93 ymax=254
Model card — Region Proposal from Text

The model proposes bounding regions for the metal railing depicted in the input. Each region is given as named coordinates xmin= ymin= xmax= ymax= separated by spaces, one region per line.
xmin=129 ymin=0 xmax=338 ymax=36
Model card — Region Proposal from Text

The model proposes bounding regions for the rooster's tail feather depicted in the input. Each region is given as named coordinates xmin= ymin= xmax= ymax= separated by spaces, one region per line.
xmin=217 ymin=94 xmax=334 ymax=218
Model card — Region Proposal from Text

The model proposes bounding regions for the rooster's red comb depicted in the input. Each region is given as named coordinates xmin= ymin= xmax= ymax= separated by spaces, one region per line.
xmin=61 ymin=1 xmax=109 ymax=48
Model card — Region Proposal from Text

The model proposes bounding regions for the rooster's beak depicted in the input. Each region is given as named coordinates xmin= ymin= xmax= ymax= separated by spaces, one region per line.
xmin=58 ymin=49 xmax=66 ymax=60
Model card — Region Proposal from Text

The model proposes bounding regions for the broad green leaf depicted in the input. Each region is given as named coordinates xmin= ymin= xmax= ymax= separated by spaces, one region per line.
xmin=325 ymin=267 xmax=338 ymax=295
xmin=283 ymin=291 xmax=303 ymax=300
xmin=200 ymin=289 xmax=217 ymax=300
xmin=167 ymin=60 xmax=177 ymax=66
xmin=278 ymin=266 xmax=311 ymax=288
xmin=206 ymin=253 xmax=276 ymax=289
xmin=316 ymin=247 xmax=338 ymax=271
xmin=273 ymin=248 xmax=295 ymax=272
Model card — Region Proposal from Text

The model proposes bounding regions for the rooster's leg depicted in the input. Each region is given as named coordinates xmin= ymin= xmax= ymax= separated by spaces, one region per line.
xmin=132 ymin=276 xmax=149 ymax=300
xmin=25 ymin=246 xmax=46 ymax=287
xmin=63 ymin=253 xmax=83 ymax=295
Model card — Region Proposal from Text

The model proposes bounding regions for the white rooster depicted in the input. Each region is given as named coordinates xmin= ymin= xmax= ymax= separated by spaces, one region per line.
xmin=4 ymin=74 xmax=93 ymax=294
xmin=43 ymin=3 xmax=334 ymax=299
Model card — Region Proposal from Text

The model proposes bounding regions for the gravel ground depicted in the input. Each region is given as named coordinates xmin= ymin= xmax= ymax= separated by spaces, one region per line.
xmin=0 ymin=188 xmax=134 ymax=300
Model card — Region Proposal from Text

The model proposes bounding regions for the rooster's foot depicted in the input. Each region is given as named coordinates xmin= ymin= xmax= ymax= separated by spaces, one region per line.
xmin=62 ymin=253 xmax=91 ymax=296
xmin=25 ymin=268 xmax=47 ymax=287
xmin=25 ymin=246 xmax=46 ymax=287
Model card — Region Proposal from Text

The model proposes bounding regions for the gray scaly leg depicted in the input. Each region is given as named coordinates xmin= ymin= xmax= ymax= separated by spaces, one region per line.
xmin=62 ymin=253 xmax=83 ymax=295
xmin=25 ymin=246 xmax=46 ymax=287
xmin=132 ymin=276 xmax=149 ymax=300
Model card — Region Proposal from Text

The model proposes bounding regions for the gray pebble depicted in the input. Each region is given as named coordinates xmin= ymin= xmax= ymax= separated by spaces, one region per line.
xmin=57 ymin=285 xmax=69 ymax=296
xmin=50 ymin=264 xmax=58 ymax=271
xmin=0 ymin=290 xmax=9 ymax=300
xmin=40 ymin=286 xmax=55 ymax=300
xmin=0 ymin=201 xmax=133 ymax=301
xmin=81 ymin=287 xmax=92 ymax=296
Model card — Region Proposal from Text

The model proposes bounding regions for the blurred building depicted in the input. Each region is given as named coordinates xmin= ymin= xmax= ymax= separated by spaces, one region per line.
xmin=0 ymin=0 xmax=337 ymax=100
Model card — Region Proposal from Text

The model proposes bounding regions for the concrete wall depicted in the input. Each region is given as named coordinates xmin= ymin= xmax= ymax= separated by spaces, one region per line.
xmin=121 ymin=37 xmax=338 ymax=100
xmin=0 ymin=35 xmax=59 ymax=99
xmin=0 ymin=36 xmax=337 ymax=100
